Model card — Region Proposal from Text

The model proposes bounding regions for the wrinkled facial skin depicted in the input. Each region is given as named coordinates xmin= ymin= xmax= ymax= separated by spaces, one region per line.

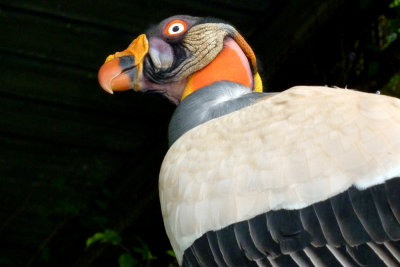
xmin=143 ymin=16 xmax=237 ymax=87
xmin=142 ymin=15 xmax=200 ymax=83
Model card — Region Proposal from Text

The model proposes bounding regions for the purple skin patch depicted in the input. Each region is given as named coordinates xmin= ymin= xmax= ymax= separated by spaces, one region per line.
xmin=137 ymin=37 xmax=187 ymax=104
xmin=148 ymin=37 xmax=174 ymax=70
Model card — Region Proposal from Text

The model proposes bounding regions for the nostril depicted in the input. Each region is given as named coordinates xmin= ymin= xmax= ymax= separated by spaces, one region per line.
xmin=118 ymin=55 xmax=136 ymax=71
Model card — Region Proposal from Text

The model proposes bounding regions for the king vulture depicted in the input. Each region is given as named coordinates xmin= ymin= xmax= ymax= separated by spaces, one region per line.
xmin=98 ymin=15 xmax=400 ymax=266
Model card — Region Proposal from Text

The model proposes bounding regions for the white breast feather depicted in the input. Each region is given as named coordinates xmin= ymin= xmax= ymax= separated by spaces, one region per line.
xmin=158 ymin=86 xmax=400 ymax=263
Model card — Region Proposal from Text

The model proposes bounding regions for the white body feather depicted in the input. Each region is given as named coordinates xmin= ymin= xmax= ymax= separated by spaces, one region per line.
xmin=159 ymin=86 xmax=400 ymax=263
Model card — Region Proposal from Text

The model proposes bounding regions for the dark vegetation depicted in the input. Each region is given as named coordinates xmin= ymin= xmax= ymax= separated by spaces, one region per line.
xmin=0 ymin=0 xmax=399 ymax=266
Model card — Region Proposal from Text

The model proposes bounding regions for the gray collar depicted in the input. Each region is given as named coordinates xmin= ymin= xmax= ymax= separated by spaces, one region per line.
xmin=168 ymin=81 xmax=271 ymax=146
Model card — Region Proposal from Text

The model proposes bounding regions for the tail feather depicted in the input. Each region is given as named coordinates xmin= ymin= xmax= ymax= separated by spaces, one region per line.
xmin=191 ymin=231 xmax=218 ymax=266
xmin=326 ymin=245 xmax=358 ymax=266
xmin=248 ymin=214 xmax=280 ymax=257
xmin=268 ymin=254 xmax=298 ymax=267
xmin=206 ymin=231 xmax=228 ymax=267
xmin=234 ymin=220 xmax=266 ymax=260
xmin=289 ymin=250 xmax=314 ymax=266
xmin=346 ymin=243 xmax=384 ymax=266
xmin=313 ymin=201 xmax=345 ymax=246
xmin=305 ymin=246 xmax=343 ymax=266
xmin=348 ymin=186 xmax=388 ymax=242
xmin=384 ymin=241 xmax=400 ymax=262
xmin=266 ymin=210 xmax=311 ymax=254
xmin=384 ymin=178 xmax=400 ymax=225
xmin=367 ymin=242 xmax=398 ymax=266
xmin=255 ymin=257 xmax=273 ymax=267
xmin=300 ymin=206 xmax=327 ymax=247
xmin=370 ymin=184 xmax=400 ymax=240
xmin=330 ymin=192 xmax=370 ymax=246
xmin=216 ymin=225 xmax=254 ymax=265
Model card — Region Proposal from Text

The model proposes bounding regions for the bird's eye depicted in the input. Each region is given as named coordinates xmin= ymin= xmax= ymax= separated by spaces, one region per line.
xmin=165 ymin=20 xmax=187 ymax=36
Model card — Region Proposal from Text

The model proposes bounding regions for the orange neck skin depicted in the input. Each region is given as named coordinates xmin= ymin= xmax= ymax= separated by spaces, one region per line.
xmin=181 ymin=38 xmax=253 ymax=100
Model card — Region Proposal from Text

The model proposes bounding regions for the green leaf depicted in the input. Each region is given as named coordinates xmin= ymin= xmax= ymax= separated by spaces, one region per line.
xmin=166 ymin=250 xmax=176 ymax=258
xmin=86 ymin=229 xmax=122 ymax=248
xmin=389 ymin=0 xmax=400 ymax=8
xmin=118 ymin=253 xmax=137 ymax=267
xmin=132 ymin=237 xmax=157 ymax=261
xmin=381 ymin=72 xmax=400 ymax=97
xmin=86 ymin=232 xmax=104 ymax=248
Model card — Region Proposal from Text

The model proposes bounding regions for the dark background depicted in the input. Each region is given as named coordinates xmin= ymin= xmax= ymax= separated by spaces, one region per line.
xmin=0 ymin=0 xmax=399 ymax=266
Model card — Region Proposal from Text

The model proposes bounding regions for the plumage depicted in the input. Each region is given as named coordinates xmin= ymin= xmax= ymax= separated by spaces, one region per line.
xmin=313 ymin=199 xmax=346 ymax=247
xmin=386 ymin=178 xmax=400 ymax=222
xmin=160 ymin=86 xmax=400 ymax=262
xmin=330 ymin=190 xmax=370 ymax=245
xmin=347 ymin=186 xmax=388 ymax=243
xmin=98 ymin=15 xmax=400 ymax=266
xmin=299 ymin=206 xmax=327 ymax=247
xmin=234 ymin=220 xmax=266 ymax=260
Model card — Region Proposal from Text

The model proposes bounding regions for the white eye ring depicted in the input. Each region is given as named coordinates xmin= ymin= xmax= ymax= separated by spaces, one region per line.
xmin=168 ymin=22 xmax=185 ymax=35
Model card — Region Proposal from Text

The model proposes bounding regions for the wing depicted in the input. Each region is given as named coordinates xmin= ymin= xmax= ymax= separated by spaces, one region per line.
xmin=159 ymin=86 xmax=400 ymax=265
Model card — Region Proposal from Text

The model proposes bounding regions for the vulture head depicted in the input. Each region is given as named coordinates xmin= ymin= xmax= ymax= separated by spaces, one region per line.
xmin=98 ymin=15 xmax=262 ymax=105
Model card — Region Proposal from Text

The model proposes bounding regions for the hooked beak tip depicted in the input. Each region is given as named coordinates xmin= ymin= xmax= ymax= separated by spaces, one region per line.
xmin=98 ymin=58 xmax=124 ymax=94
xmin=103 ymin=86 xmax=114 ymax=95
xmin=98 ymin=72 xmax=114 ymax=95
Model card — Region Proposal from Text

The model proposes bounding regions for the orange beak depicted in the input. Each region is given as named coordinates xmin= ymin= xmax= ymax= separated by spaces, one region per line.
xmin=98 ymin=34 xmax=149 ymax=94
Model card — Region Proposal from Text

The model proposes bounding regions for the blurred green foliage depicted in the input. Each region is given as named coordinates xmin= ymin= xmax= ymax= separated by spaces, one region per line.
xmin=86 ymin=230 xmax=177 ymax=267
xmin=86 ymin=229 xmax=122 ymax=248
xmin=382 ymin=72 xmax=400 ymax=96
xmin=389 ymin=0 xmax=400 ymax=8
xmin=119 ymin=253 xmax=137 ymax=267
xmin=132 ymin=237 xmax=157 ymax=263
